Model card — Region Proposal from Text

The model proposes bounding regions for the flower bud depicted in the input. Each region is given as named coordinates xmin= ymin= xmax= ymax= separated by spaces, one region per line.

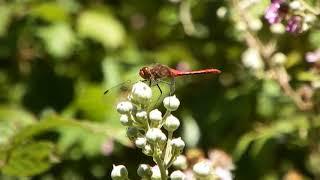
xmin=242 ymin=48 xmax=264 ymax=70
xmin=116 ymin=101 xmax=133 ymax=114
xmin=270 ymin=23 xmax=285 ymax=34
xmin=126 ymin=127 xmax=139 ymax=140
xmin=142 ymin=144 xmax=153 ymax=156
xmin=131 ymin=82 xmax=152 ymax=104
xmin=111 ymin=164 xmax=128 ymax=180
xmin=136 ymin=110 xmax=147 ymax=121
xmin=214 ymin=167 xmax=233 ymax=180
xmin=151 ymin=165 xmax=161 ymax=180
xmin=120 ymin=114 xmax=131 ymax=126
xmin=289 ymin=1 xmax=302 ymax=10
xmin=171 ymin=137 xmax=185 ymax=151
xmin=146 ymin=128 xmax=163 ymax=144
xmin=170 ymin=170 xmax=186 ymax=180
xmin=149 ymin=109 xmax=162 ymax=126
xmin=216 ymin=6 xmax=227 ymax=19
xmin=193 ymin=160 xmax=213 ymax=178
xmin=137 ymin=164 xmax=152 ymax=177
xmin=164 ymin=114 xmax=180 ymax=132
xmin=248 ymin=18 xmax=262 ymax=31
xmin=271 ymin=52 xmax=286 ymax=65
xmin=158 ymin=131 xmax=167 ymax=144
xmin=173 ymin=155 xmax=188 ymax=170
xmin=163 ymin=95 xmax=180 ymax=111
xmin=135 ymin=137 xmax=147 ymax=148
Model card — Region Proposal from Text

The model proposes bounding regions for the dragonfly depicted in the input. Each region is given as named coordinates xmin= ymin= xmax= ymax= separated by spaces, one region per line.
xmin=104 ymin=64 xmax=221 ymax=95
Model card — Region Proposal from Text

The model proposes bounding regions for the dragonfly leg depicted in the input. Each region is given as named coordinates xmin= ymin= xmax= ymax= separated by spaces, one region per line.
xmin=156 ymin=83 xmax=163 ymax=95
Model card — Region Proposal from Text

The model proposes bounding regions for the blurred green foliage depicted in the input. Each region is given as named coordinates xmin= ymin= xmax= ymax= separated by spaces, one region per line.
xmin=0 ymin=0 xmax=320 ymax=179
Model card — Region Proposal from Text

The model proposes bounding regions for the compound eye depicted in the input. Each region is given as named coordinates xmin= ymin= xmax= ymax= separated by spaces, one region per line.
xmin=139 ymin=67 xmax=148 ymax=79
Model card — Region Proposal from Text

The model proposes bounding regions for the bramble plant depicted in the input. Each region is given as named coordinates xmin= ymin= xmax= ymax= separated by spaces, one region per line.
xmin=110 ymin=82 xmax=234 ymax=180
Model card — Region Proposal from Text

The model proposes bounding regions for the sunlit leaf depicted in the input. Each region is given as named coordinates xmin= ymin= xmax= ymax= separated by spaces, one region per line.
xmin=37 ymin=23 xmax=76 ymax=58
xmin=182 ymin=113 xmax=200 ymax=147
xmin=0 ymin=5 xmax=12 ymax=37
xmin=30 ymin=2 xmax=69 ymax=22
xmin=77 ymin=10 xmax=125 ymax=49
xmin=2 ymin=141 xmax=55 ymax=176
xmin=0 ymin=106 xmax=36 ymax=145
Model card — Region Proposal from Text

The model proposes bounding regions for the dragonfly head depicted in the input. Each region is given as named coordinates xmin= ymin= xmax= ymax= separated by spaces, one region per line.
xmin=139 ymin=66 xmax=151 ymax=80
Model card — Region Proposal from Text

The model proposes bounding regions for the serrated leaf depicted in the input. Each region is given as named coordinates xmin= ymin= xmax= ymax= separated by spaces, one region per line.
xmin=77 ymin=10 xmax=125 ymax=49
xmin=2 ymin=141 xmax=55 ymax=176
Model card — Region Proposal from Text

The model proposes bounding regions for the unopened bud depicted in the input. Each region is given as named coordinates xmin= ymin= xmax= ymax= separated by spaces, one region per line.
xmin=289 ymin=1 xmax=302 ymax=10
xmin=116 ymin=101 xmax=133 ymax=114
xmin=146 ymin=128 xmax=164 ymax=144
xmin=270 ymin=23 xmax=285 ymax=34
xmin=170 ymin=170 xmax=186 ymax=180
xmin=151 ymin=165 xmax=161 ymax=180
xmin=163 ymin=95 xmax=180 ymax=111
xmin=135 ymin=137 xmax=147 ymax=148
xmin=131 ymin=82 xmax=152 ymax=104
xmin=272 ymin=52 xmax=287 ymax=65
xmin=120 ymin=114 xmax=131 ymax=126
xmin=142 ymin=144 xmax=153 ymax=156
xmin=111 ymin=165 xmax=128 ymax=180
xmin=136 ymin=111 xmax=147 ymax=121
xmin=149 ymin=109 xmax=162 ymax=126
xmin=193 ymin=160 xmax=213 ymax=178
xmin=137 ymin=164 xmax=152 ymax=177
xmin=171 ymin=137 xmax=185 ymax=151
xmin=164 ymin=114 xmax=180 ymax=132
xmin=126 ymin=127 xmax=139 ymax=139
xmin=173 ymin=155 xmax=188 ymax=170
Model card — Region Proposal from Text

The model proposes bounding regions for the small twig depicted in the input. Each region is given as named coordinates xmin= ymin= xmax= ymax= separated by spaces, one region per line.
xmin=298 ymin=0 xmax=320 ymax=15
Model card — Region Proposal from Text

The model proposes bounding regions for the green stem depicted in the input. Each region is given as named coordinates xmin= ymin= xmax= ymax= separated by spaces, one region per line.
xmin=154 ymin=156 xmax=167 ymax=180
xmin=299 ymin=0 xmax=320 ymax=15
xmin=163 ymin=131 xmax=173 ymax=165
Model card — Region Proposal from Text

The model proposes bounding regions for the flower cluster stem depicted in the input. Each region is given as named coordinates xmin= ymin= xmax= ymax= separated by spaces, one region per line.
xmin=154 ymin=156 xmax=167 ymax=180
xmin=163 ymin=131 xmax=173 ymax=166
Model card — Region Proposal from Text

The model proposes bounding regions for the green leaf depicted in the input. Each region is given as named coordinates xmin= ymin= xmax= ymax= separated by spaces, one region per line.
xmin=309 ymin=31 xmax=320 ymax=48
xmin=30 ymin=2 xmax=69 ymax=22
xmin=297 ymin=71 xmax=320 ymax=81
xmin=0 ymin=4 xmax=12 ymax=37
xmin=182 ymin=113 xmax=200 ymax=147
xmin=77 ymin=10 xmax=125 ymax=49
xmin=73 ymin=83 xmax=116 ymax=122
xmin=0 ymin=106 xmax=36 ymax=145
xmin=233 ymin=132 xmax=255 ymax=160
xmin=37 ymin=23 xmax=76 ymax=58
xmin=234 ymin=115 xmax=311 ymax=159
xmin=2 ymin=141 xmax=56 ymax=176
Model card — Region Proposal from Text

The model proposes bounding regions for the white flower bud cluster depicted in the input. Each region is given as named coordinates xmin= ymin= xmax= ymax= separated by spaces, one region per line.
xmin=114 ymin=81 xmax=185 ymax=179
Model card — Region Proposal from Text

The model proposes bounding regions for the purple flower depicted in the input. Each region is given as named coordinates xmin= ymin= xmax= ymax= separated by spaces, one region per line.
xmin=286 ymin=16 xmax=303 ymax=33
xmin=265 ymin=0 xmax=288 ymax=24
